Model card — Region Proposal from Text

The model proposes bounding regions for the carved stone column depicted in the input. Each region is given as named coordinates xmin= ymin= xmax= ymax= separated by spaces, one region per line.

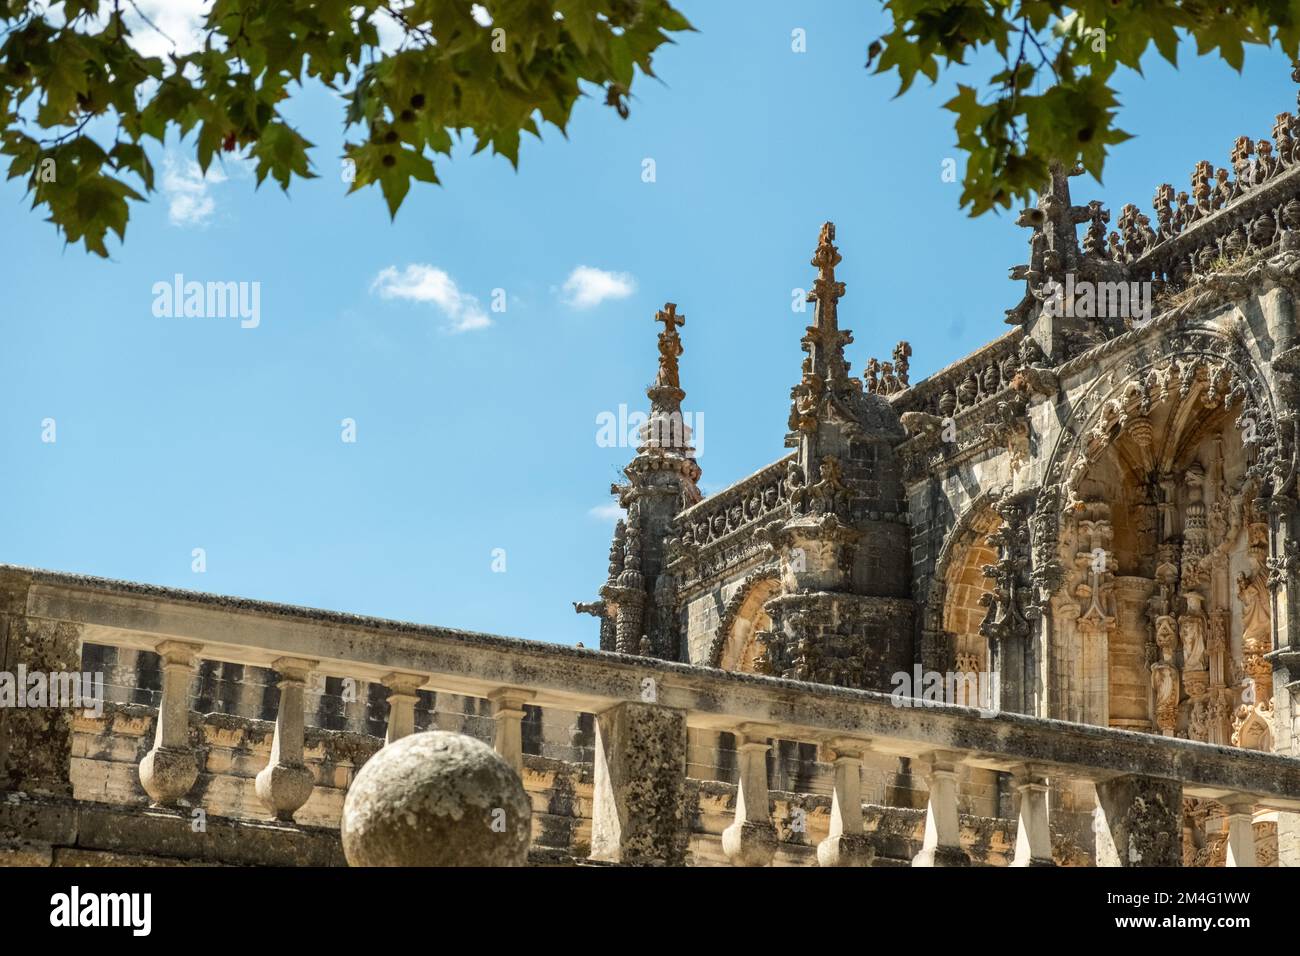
xmin=139 ymin=640 xmax=202 ymax=806
xmin=722 ymin=724 xmax=778 ymax=866
xmin=589 ymin=701 xmax=688 ymax=865
xmin=980 ymin=492 xmax=1034 ymax=715
xmin=1011 ymin=765 xmax=1054 ymax=866
xmin=911 ymin=752 xmax=969 ymax=866
xmin=1093 ymin=773 xmax=1182 ymax=866
xmin=382 ymin=672 xmax=425 ymax=745
xmin=488 ymin=688 xmax=533 ymax=775
xmin=1074 ymin=504 xmax=1116 ymax=726
xmin=1223 ymin=800 xmax=1258 ymax=867
xmin=0 ymin=574 xmax=83 ymax=797
xmin=816 ymin=739 xmax=872 ymax=867
xmin=1049 ymin=593 xmax=1083 ymax=722
xmin=255 ymin=657 xmax=318 ymax=821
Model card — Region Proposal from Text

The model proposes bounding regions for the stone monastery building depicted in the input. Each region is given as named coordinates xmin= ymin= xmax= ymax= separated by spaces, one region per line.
xmin=4 ymin=71 xmax=1300 ymax=868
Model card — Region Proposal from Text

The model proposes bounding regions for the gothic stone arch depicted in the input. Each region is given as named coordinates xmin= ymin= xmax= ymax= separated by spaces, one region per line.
xmin=929 ymin=495 xmax=1004 ymax=697
xmin=1036 ymin=320 xmax=1280 ymax=746
xmin=709 ymin=569 xmax=781 ymax=672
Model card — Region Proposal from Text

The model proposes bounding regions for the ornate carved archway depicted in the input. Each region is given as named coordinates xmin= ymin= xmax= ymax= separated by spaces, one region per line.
xmin=709 ymin=570 xmax=781 ymax=673
xmin=932 ymin=500 xmax=1003 ymax=697
xmin=1034 ymin=320 xmax=1282 ymax=747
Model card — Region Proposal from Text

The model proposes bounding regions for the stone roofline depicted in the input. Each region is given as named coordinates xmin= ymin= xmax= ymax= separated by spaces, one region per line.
xmin=675 ymin=453 xmax=794 ymax=522
xmin=887 ymin=327 xmax=1024 ymax=417
xmin=1134 ymin=160 xmax=1300 ymax=276
xmin=884 ymin=71 xmax=1300 ymax=416
xmin=7 ymin=561 xmax=1300 ymax=813
xmin=0 ymin=563 xmax=529 ymax=650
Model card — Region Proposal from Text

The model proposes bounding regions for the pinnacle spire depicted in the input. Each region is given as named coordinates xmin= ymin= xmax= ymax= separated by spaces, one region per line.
xmin=633 ymin=301 xmax=700 ymax=483
xmin=800 ymin=222 xmax=854 ymax=390
xmin=583 ymin=303 xmax=700 ymax=659
xmin=807 ymin=221 xmax=846 ymax=330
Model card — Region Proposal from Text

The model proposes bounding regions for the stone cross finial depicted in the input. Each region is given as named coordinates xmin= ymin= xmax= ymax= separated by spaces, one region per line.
xmin=656 ymin=302 xmax=685 ymax=334
xmin=653 ymin=302 xmax=685 ymax=390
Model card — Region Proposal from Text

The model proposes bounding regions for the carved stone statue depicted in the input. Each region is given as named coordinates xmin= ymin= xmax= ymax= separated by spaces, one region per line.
xmin=1179 ymin=593 xmax=1208 ymax=673
xmin=1238 ymin=569 xmax=1272 ymax=657
xmin=1151 ymin=615 xmax=1180 ymax=736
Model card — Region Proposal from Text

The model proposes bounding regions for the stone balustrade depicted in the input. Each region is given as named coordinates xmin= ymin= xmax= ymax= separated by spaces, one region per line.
xmin=4 ymin=566 xmax=1300 ymax=867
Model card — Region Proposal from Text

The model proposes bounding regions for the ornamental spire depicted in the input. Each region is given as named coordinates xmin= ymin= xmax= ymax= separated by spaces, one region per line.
xmin=634 ymin=301 xmax=700 ymax=481
xmin=801 ymin=222 xmax=854 ymax=390
xmin=584 ymin=303 xmax=700 ymax=660
xmin=808 ymin=221 xmax=845 ymax=328
xmin=787 ymin=223 xmax=858 ymax=448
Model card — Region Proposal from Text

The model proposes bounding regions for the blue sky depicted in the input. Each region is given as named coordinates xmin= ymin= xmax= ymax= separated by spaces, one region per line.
xmin=3 ymin=2 xmax=1297 ymax=645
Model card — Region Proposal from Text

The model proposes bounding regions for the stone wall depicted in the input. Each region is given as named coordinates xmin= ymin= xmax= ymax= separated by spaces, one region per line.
xmin=32 ymin=656 xmax=1021 ymax=866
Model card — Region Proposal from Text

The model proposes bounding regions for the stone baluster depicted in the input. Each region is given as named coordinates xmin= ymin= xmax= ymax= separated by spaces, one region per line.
xmin=254 ymin=657 xmax=318 ymax=822
xmin=1094 ymin=773 xmax=1182 ymax=866
xmin=139 ymin=640 xmax=202 ymax=806
xmin=1223 ymin=799 xmax=1258 ymax=867
xmin=589 ymin=700 xmax=688 ymax=865
xmin=382 ymin=672 xmax=426 ymax=745
xmin=488 ymin=688 xmax=533 ymax=775
xmin=722 ymin=723 xmax=778 ymax=867
xmin=1011 ymin=764 xmax=1054 ymax=866
xmin=912 ymin=752 xmax=969 ymax=866
xmin=816 ymin=738 xmax=872 ymax=866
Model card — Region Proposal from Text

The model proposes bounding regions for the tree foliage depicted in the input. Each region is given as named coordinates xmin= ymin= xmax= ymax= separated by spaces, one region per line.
xmin=8 ymin=2 xmax=1300 ymax=254
xmin=1 ymin=0 xmax=691 ymax=255
xmin=869 ymin=1 xmax=1300 ymax=215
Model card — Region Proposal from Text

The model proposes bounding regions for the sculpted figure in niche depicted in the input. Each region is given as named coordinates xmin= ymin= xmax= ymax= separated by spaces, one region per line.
xmin=1238 ymin=570 xmax=1272 ymax=655
xmin=1180 ymin=593 xmax=1208 ymax=673
xmin=1151 ymin=615 xmax=1181 ymax=734
xmin=1188 ymin=699 xmax=1209 ymax=741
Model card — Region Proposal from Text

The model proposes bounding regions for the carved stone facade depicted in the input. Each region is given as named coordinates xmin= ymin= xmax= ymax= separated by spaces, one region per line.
xmin=581 ymin=68 xmax=1300 ymax=866
xmin=7 ymin=73 xmax=1300 ymax=873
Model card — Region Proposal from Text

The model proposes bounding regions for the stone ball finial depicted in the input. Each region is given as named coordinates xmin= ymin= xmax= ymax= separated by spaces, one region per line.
xmin=341 ymin=731 xmax=531 ymax=867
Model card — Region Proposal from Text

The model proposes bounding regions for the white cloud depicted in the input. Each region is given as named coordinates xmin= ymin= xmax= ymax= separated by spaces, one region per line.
xmin=372 ymin=7 xmax=406 ymax=54
xmin=588 ymin=502 xmax=625 ymax=522
xmin=370 ymin=264 xmax=491 ymax=333
xmin=124 ymin=0 xmax=208 ymax=58
xmin=561 ymin=266 xmax=636 ymax=309
xmin=161 ymin=153 xmax=226 ymax=227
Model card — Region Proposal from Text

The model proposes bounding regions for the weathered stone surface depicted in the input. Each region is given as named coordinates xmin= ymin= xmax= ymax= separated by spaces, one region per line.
xmin=0 ymin=791 xmax=78 ymax=846
xmin=1094 ymin=774 xmax=1183 ymax=866
xmin=590 ymin=701 xmax=687 ymax=865
xmin=0 ymin=844 xmax=53 ymax=866
xmin=0 ymin=580 xmax=82 ymax=797
xmin=0 ymin=791 xmax=344 ymax=866
xmin=138 ymin=747 xmax=198 ymax=806
xmin=341 ymin=731 xmax=530 ymax=867
xmin=816 ymin=832 xmax=874 ymax=867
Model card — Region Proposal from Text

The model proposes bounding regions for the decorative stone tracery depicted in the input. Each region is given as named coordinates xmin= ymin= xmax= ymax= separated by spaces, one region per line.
xmin=1035 ymin=321 xmax=1288 ymax=757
